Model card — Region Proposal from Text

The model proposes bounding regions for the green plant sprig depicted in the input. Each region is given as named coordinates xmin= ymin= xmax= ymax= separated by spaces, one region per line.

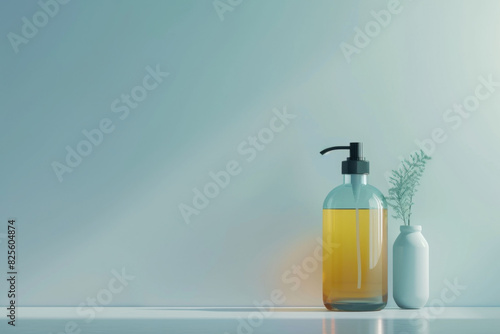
xmin=387 ymin=150 xmax=431 ymax=225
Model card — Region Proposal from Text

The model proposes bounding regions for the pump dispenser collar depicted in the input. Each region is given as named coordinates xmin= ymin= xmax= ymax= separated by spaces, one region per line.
xmin=320 ymin=142 xmax=370 ymax=174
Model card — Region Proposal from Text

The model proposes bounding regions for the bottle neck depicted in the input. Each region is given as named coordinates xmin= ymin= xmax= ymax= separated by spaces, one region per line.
xmin=344 ymin=174 xmax=368 ymax=185
xmin=400 ymin=225 xmax=422 ymax=233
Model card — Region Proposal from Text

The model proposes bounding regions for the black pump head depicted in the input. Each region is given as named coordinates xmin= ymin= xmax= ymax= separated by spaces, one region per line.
xmin=320 ymin=142 xmax=370 ymax=174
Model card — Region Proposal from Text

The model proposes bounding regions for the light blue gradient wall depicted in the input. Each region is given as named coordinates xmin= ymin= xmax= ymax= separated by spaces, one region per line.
xmin=1 ymin=0 xmax=499 ymax=307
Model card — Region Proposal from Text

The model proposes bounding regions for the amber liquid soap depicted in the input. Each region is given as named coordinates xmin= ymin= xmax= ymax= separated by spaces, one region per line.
xmin=323 ymin=208 xmax=388 ymax=311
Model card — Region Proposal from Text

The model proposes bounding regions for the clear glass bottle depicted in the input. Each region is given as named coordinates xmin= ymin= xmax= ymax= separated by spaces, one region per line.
xmin=321 ymin=143 xmax=387 ymax=311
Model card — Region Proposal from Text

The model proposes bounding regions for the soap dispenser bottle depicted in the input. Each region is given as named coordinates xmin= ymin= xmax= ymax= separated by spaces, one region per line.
xmin=321 ymin=142 xmax=387 ymax=311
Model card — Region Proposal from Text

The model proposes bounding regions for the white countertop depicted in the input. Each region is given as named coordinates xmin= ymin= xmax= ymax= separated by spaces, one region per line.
xmin=7 ymin=307 xmax=500 ymax=333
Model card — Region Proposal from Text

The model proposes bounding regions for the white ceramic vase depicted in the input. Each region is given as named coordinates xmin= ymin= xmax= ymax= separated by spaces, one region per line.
xmin=393 ymin=225 xmax=429 ymax=309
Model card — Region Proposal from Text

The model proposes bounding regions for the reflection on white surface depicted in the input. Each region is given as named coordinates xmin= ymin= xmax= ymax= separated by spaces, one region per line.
xmin=8 ymin=307 xmax=500 ymax=334
xmin=376 ymin=318 xmax=383 ymax=334
xmin=323 ymin=317 xmax=388 ymax=334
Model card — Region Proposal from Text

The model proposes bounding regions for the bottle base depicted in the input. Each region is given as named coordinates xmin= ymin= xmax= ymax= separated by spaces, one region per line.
xmin=324 ymin=297 xmax=387 ymax=312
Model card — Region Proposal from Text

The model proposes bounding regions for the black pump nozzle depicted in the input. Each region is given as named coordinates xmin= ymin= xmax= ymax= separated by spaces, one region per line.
xmin=320 ymin=142 xmax=364 ymax=160
xmin=320 ymin=142 xmax=369 ymax=174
